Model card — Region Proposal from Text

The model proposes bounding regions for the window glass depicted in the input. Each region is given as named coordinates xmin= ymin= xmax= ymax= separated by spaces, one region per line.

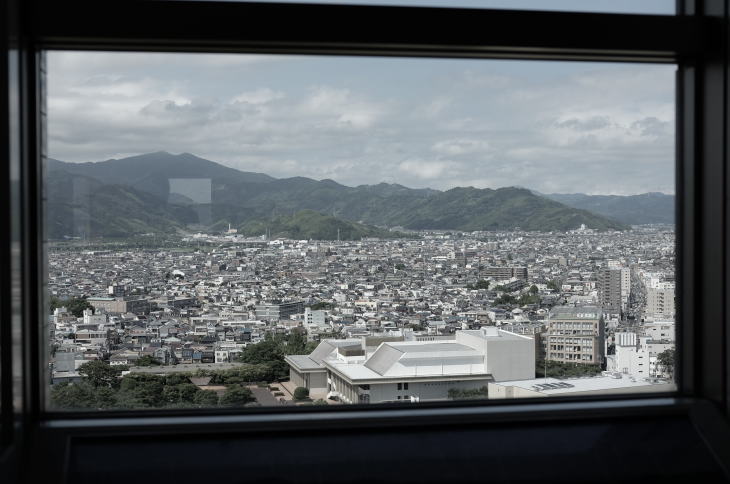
xmin=240 ymin=0 xmax=675 ymax=15
xmin=45 ymin=52 xmax=676 ymax=411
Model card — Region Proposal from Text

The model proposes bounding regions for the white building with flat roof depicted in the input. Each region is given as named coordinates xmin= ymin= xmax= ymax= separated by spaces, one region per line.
xmin=488 ymin=374 xmax=674 ymax=399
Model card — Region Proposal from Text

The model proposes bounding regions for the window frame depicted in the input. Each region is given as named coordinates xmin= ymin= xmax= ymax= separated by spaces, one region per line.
xmin=2 ymin=0 xmax=730 ymax=465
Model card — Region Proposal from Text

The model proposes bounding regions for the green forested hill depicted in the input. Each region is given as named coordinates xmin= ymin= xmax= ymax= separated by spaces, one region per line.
xmin=46 ymin=152 xmax=628 ymax=238
xmin=544 ymin=192 xmax=674 ymax=225
xmin=239 ymin=210 xmax=410 ymax=240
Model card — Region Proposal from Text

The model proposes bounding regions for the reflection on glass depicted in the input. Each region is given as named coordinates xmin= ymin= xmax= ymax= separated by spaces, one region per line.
xmin=45 ymin=52 xmax=676 ymax=411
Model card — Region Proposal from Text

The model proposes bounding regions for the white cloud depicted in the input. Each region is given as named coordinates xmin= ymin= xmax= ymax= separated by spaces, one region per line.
xmin=431 ymin=138 xmax=490 ymax=156
xmin=398 ymin=159 xmax=458 ymax=179
xmin=233 ymin=88 xmax=284 ymax=105
xmin=47 ymin=52 xmax=675 ymax=194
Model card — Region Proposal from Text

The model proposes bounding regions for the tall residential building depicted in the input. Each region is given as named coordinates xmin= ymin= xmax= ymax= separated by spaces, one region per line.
xmin=597 ymin=268 xmax=630 ymax=314
xmin=646 ymin=287 xmax=675 ymax=320
xmin=546 ymin=306 xmax=604 ymax=366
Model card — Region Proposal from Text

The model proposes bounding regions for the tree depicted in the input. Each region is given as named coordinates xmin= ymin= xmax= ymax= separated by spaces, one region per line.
xmin=529 ymin=285 xmax=539 ymax=295
xmin=66 ymin=297 xmax=94 ymax=318
xmin=162 ymin=383 xmax=200 ymax=406
xmin=117 ymin=374 xmax=165 ymax=408
xmin=547 ymin=279 xmax=560 ymax=291
xmin=517 ymin=292 xmax=540 ymax=305
xmin=310 ymin=302 xmax=334 ymax=310
xmin=50 ymin=381 xmax=98 ymax=410
xmin=239 ymin=338 xmax=284 ymax=365
xmin=194 ymin=389 xmax=219 ymax=407
xmin=657 ymin=349 xmax=675 ymax=379
xmin=94 ymin=386 xmax=119 ymax=409
xmin=312 ymin=398 xmax=327 ymax=406
xmin=286 ymin=330 xmax=309 ymax=354
xmin=220 ymin=385 xmax=255 ymax=406
xmin=495 ymin=294 xmax=517 ymax=305
xmin=472 ymin=279 xmax=490 ymax=290
xmin=448 ymin=386 xmax=488 ymax=400
xmin=78 ymin=360 xmax=123 ymax=388
xmin=238 ymin=332 xmax=314 ymax=381
xmin=50 ymin=296 xmax=93 ymax=317
xmin=136 ymin=355 xmax=162 ymax=366
xmin=293 ymin=386 xmax=310 ymax=400
xmin=49 ymin=295 xmax=63 ymax=312
xmin=535 ymin=360 xmax=602 ymax=378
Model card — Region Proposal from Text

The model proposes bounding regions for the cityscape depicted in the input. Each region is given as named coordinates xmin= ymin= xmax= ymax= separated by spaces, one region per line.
xmin=45 ymin=55 xmax=676 ymax=411
xmin=47 ymin=156 xmax=676 ymax=409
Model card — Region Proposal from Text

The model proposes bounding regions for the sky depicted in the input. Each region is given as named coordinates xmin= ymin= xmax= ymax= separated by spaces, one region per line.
xmin=47 ymin=2 xmax=676 ymax=196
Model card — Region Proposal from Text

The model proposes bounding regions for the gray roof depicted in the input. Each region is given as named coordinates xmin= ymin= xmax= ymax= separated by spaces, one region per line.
xmin=364 ymin=344 xmax=403 ymax=375
xmin=286 ymin=355 xmax=324 ymax=371
xmin=309 ymin=339 xmax=361 ymax=364
xmin=549 ymin=306 xmax=601 ymax=320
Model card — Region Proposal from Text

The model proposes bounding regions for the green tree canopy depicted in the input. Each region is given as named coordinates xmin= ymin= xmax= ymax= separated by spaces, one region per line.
xmin=117 ymin=374 xmax=166 ymax=408
xmin=136 ymin=355 xmax=162 ymax=366
xmin=67 ymin=297 xmax=94 ymax=317
xmin=78 ymin=360 xmax=124 ymax=388
xmin=448 ymin=386 xmax=488 ymax=400
xmin=657 ymin=348 xmax=675 ymax=378
xmin=50 ymin=381 xmax=98 ymax=410
xmin=535 ymin=360 xmax=602 ymax=378
xmin=50 ymin=296 xmax=94 ymax=317
xmin=309 ymin=301 xmax=334 ymax=310
xmin=194 ymin=389 xmax=220 ymax=407
xmin=220 ymin=385 xmax=255 ymax=406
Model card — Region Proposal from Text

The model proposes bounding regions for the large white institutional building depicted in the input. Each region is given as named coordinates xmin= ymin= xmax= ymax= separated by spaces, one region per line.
xmin=286 ymin=328 xmax=535 ymax=404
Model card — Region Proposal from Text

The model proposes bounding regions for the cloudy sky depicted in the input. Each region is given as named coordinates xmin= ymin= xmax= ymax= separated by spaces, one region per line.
xmin=47 ymin=2 xmax=675 ymax=196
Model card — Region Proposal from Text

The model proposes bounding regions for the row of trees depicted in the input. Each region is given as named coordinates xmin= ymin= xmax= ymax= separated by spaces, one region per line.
xmin=237 ymin=331 xmax=318 ymax=380
xmin=448 ymin=386 xmax=489 ymax=400
xmin=53 ymin=327 xmax=321 ymax=409
xmin=535 ymin=360 xmax=603 ymax=378
xmin=51 ymin=361 xmax=257 ymax=410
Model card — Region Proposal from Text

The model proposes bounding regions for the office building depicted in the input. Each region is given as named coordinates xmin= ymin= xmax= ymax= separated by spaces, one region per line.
xmin=546 ymin=306 xmax=604 ymax=366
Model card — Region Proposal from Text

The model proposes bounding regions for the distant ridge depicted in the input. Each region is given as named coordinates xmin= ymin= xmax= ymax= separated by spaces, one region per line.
xmin=46 ymin=152 xmax=628 ymax=238
xmin=543 ymin=192 xmax=674 ymax=225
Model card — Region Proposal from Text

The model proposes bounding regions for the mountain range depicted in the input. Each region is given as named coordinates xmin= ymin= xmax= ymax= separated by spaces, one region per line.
xmin=542 ymin=192 xmax=674 ymax=225
xmin=46 ymin=151 xmax=663 ymax=239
